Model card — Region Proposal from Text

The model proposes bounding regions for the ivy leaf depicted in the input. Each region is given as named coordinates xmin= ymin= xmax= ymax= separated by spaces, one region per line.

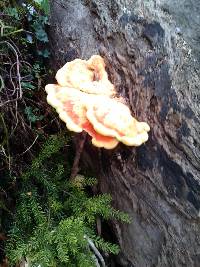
xmin=5 ymin=7 xmax=20 ymax=20
xmin=38 ymin=49 xmax=50 ymax=58
xmin=35 ymin=27 xmax=48 ymax=42
xmin=25 ymin=107 xmax=44 ymax=123
xmin=32 ymin=17 xmax=49 ymax=42
xmin=21 ymin=82 xmax=36 ymax=90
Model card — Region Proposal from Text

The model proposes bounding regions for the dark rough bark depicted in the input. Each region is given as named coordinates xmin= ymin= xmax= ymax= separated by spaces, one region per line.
xmin=48 ymin=0 xmax=200 ymax=266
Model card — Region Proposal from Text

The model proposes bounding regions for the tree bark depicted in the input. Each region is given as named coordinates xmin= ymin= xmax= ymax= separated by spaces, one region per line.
xmin=48 ymin=0 xmax=200 ymax=266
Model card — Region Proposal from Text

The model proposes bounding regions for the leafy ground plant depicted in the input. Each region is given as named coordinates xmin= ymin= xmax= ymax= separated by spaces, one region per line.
xmin=6 ymin=135 xmax=130 ymax=267
xmin=0 ymin=0 xmax=52 ymax=170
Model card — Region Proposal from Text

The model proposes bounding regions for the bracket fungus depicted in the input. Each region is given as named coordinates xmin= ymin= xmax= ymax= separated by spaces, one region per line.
xmin=45 ymin=55 xmax=150 ymax=149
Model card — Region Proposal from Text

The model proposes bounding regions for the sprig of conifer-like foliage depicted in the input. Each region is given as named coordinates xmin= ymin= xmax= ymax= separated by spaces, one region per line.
xmin=6 ymin=135 xmax=130 ymax=266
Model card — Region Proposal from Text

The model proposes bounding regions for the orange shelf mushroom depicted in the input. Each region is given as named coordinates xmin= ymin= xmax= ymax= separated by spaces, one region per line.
xmin=55 ymin=55 xmax=115 ymax=96
xmin=45 ymin=55 xmax=150 ymax=149
xmin=45 ymin=84 xmax=118 ymax=149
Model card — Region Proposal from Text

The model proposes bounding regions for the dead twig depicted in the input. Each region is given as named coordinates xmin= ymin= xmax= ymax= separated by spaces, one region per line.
xmin=0 ymin=40 xmax=22 ymax=107
xmin=19 ymin=135 xmax=39 ymax=156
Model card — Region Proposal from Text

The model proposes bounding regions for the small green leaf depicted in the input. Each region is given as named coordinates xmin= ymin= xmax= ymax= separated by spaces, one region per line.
xmin=21 ymin=82 xmax=36 ymax=90
xmin=33 ymin=0 xmax=50 ymax=15
xmin=37 ymin=49 xmax=50 ymax=58
xmin=32 ymin=17 xmax=49 ymax=42
xmin=35 ymin=27 xmax=48 ymax=42
xmin=24 ymin=107 xmax=44 ymax=123
xmin=41 ymin=0 xmax=50 ymax=15
xmin=5 ymin=8 xmax=20 ymax=20
xmin=33 ymin=0 xmax=43 ymax=4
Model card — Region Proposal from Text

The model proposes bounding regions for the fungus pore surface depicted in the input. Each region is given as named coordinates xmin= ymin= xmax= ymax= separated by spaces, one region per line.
xmin=45 ymin=55 xmax=150 ymax=149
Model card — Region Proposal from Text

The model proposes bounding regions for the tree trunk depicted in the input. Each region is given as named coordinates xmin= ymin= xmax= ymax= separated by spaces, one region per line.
xmin=48 ymin=0 xmax=200 ymax=266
